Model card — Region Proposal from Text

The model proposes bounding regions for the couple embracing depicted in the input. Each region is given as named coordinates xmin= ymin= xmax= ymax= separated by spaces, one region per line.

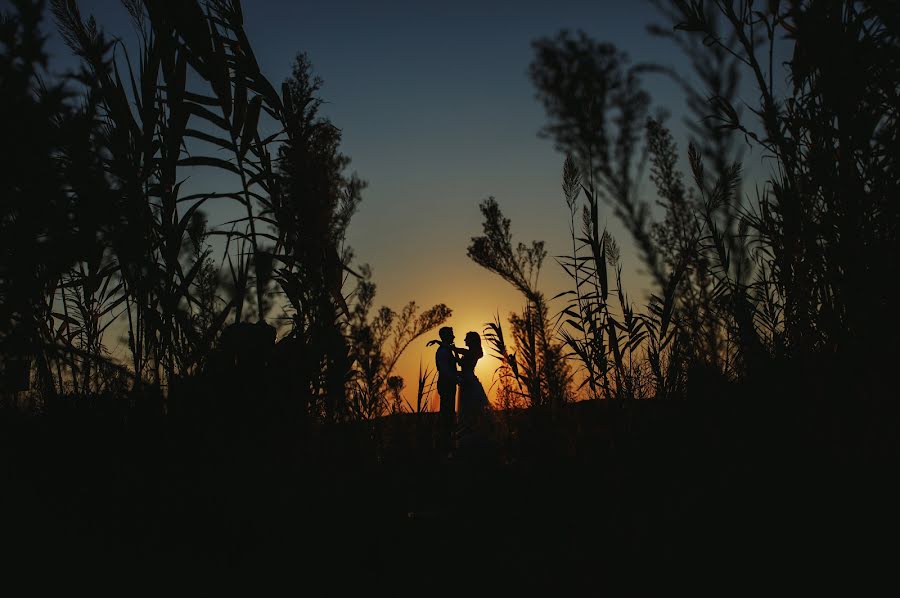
xmin=429 ymin=326 xmax=490 ymax=456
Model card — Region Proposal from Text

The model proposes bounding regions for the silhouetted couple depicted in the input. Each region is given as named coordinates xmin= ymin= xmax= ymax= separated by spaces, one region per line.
xmin=429 ymin=326 xmax=490 ymax=458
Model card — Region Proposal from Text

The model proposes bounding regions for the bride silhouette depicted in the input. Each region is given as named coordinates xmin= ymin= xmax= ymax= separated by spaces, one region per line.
xmin=451 ymin=331 xmax=491 ymax=451
xmin=455 ymin=331 xmax=489 ymax=418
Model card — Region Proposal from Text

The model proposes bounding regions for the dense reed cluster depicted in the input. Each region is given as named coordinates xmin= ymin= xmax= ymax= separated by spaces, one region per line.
xmin=0 ymin=0 xmax=449 ymax=421
xmin=473 ymin=1 xmax=899 ymax=406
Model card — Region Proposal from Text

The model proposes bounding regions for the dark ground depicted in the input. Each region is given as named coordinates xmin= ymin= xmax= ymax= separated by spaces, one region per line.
xmin=2 ymin=392 xmax=898 ymax=590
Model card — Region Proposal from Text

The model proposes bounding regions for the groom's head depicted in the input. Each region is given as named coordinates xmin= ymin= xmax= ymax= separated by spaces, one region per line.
xmin=439 ymin=327 xmax=454 ymax=344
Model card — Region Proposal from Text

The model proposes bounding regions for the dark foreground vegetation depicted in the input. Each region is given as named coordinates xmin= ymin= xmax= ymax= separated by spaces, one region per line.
xmin=3 ymin=388 xmax=898 ymax=585
xmin=2 ymin=0 xmax=899 ymax=586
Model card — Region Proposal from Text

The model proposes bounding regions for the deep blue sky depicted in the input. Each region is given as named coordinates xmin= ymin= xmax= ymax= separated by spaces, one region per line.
xmin=36 ymin=0 xmax=710 ymax=390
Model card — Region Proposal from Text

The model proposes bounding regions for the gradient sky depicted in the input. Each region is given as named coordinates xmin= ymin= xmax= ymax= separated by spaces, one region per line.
xmin=39 ymin=0 xmax=713 ymax=404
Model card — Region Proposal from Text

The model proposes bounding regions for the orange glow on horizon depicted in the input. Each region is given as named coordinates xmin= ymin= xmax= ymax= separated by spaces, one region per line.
xmin=395 ymin=309 xmax=514 ymax=411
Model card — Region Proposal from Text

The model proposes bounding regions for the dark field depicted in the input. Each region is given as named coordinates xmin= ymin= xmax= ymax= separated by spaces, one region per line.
xmin=3 ymin=390 xmax=897 ymax=587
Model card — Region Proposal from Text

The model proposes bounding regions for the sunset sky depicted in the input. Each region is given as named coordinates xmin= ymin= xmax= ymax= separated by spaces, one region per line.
xmin=43 ymin=0 xmax=708 ymax=404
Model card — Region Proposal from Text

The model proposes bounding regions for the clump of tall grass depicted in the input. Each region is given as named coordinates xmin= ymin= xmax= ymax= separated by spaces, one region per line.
xmin=411 ymin=360 xmax=436 ymax=414
xmin=0 ymin=0 xmax=450 ymax=427
xmin=519 ymin=1 xmax=900 ymax=402
xmin=345 ymin=269 xmax=451 ymax=420
xmin=468 ymin=199 xmax=572 ymax=408
xmin=47 ymin=0 xmax=289 ymax=392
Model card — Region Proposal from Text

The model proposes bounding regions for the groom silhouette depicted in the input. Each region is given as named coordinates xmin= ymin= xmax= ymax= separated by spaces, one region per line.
xmin=435 ymin=326 xmax=459 ymax=454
